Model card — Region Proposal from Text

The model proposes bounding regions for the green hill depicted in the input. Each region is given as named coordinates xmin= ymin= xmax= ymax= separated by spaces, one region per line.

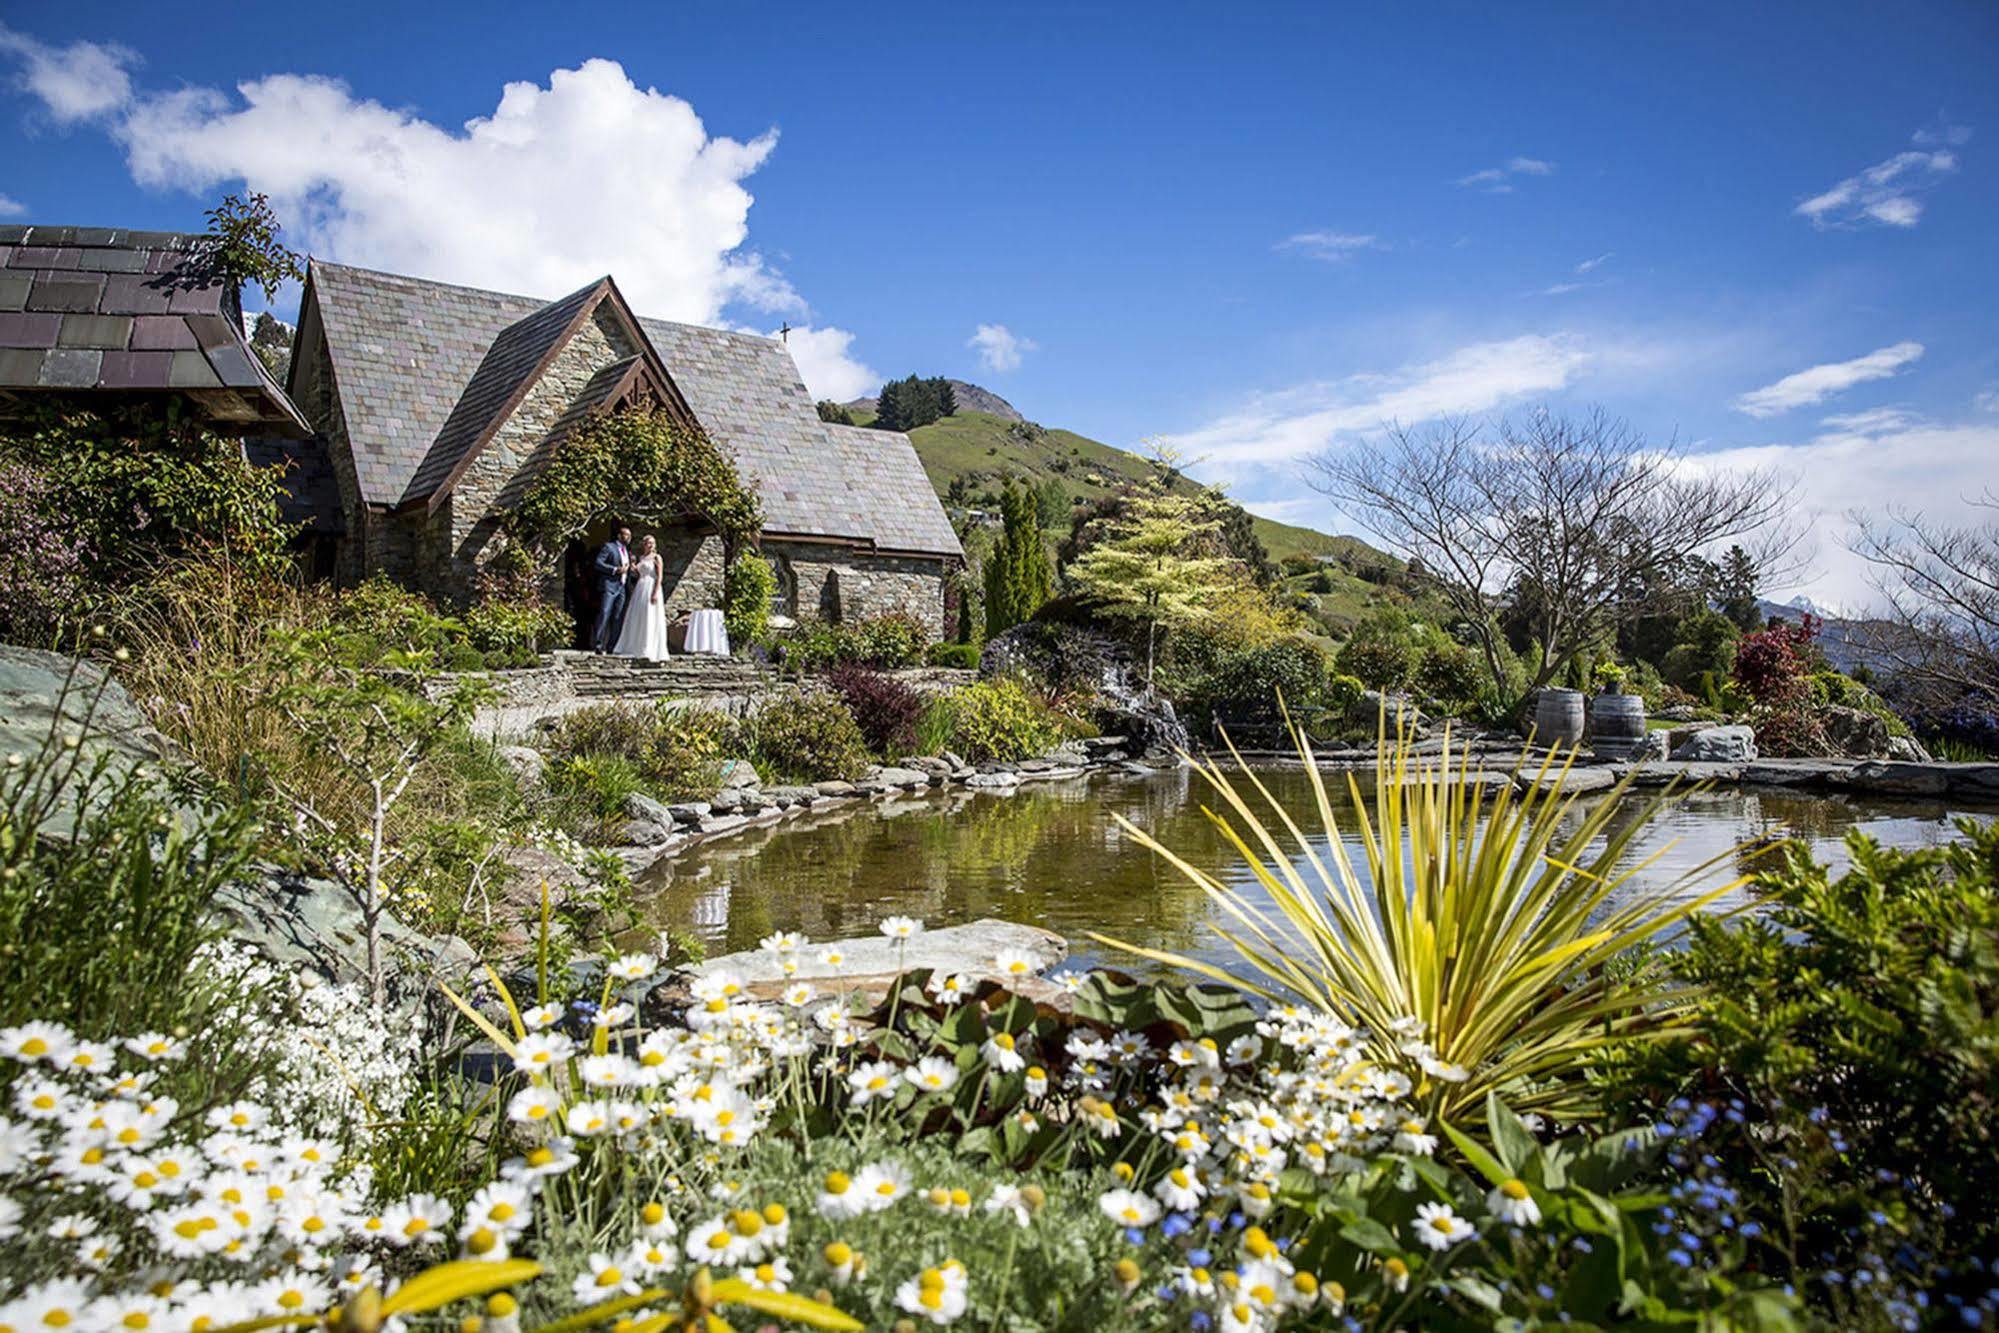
xmin=836 ymin=405 xmax=1437 ymax=637
xmin=870 ymin=408 xmax=1359 ymax=566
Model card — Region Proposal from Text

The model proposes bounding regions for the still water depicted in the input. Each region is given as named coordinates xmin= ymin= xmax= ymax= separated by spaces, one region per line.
xmin=630 ymin=767 xmax=1988 ymax=980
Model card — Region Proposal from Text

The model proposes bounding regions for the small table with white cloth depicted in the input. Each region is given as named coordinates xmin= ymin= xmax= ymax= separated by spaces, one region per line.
xmin=683 ymin=608 xmax=731 ymax=657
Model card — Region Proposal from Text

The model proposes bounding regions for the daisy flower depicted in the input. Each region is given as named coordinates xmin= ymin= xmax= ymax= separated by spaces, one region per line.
xmin=572 ymin=1252 xmax=640 ymax=1304
xmin=521 ymin=1003 xmax=564 ymax=1031
xmin=1412 ymin=1200 xmax=1476 ymax=1250
xmin=992 ymin=948 xmax=1037 ymax=979
xmin=1097 ymin=1188 xmax=1161 ymax=1229
xmin=981 ymin=1032 xmax=1026 ymax=1073
xmin=608 ymin=953 xmax=657 ymax=982
xmin=1487 ymin=1177 xmax=1541 ymax=1227
xmin=878 ymin=916 xmax=924 ymax=940
xmin=852 ymin=1161 xmax=911 ymax=1211
xmin=904 ymin=1056 xmax=959 ymax=1095
xmin=846 ymin=1061 xmax=900 ymax=1106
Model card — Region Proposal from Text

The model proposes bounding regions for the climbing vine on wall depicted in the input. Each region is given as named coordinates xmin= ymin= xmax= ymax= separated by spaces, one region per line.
xmin=508 ymin=406 xmax=762 ymax=554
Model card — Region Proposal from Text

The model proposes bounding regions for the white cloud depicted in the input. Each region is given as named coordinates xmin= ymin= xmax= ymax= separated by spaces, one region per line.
xmin=1575 ymin=252 xmax=1613 ymax=274
xmin=1732 ymin=341 xmax=1924 ymax=418
xmin=1796 ymin=126 xmax=1967 ymax=229
xmin=1456 ymin=156 xmax=1556 ymax=192
xmin=1157 ymin=333 xmax=1590 ymax=467
xmin=967 ymin=323 xmax=1036 ymax=373
xmin=0 ymin=24 xmax=136 ymax=124
xmin=1692 ymin=411 xmax=1999 ymax=607
xmin=1541 ymin=281 xmax=1590 ymax=296
xmin=771 ymin=324 xmax=878 ymax=402
xmin=0 ymin=193 xmax=25 ymax=217
xmin=1975 ymin=386 xmax=1999 ymax=414
xmin=108 ymin=61 xmax=798 ymax=324
xmin=1278 ymin=230 xmax=1380 ymax=261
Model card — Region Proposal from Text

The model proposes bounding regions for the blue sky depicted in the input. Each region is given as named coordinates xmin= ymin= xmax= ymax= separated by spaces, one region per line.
xmin=4 ymin=2 xmax=1996 ymax=606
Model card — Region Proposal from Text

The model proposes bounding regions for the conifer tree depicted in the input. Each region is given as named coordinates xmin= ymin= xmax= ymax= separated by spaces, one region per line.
xmin=1067 ymin=493 xmax=1237 ymax=689
xmin=983 ymin=479 xmax=1051 ymax=636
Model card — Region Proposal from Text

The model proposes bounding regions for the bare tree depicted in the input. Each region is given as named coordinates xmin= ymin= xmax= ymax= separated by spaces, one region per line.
xmin=1303 ymin=407 xmax=1796 ymax=700
xmin=1849 ymin=494 xmax=1999 ymax=708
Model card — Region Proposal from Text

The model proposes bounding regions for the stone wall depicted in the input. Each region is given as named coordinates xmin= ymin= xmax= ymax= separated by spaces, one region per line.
xmin=767 ymin=541 xmax=948 ymax=635
xmin=422 ymin=308 xmax=640 ymax=605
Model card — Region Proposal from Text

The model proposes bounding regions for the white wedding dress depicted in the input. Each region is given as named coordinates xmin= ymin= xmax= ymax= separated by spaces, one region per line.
xmin=613 ymin=555 xmax=670 ymax=659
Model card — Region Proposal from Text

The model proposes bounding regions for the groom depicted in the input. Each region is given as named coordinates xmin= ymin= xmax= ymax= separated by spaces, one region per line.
xmin=591 ymin=525 xmax=634 ymax=653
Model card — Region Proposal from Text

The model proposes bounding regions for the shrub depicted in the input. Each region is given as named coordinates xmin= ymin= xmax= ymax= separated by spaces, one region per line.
xmin=0 ymin=458 xmax=91 ymax=645
xmin=462 ymin=598 xmax=568 ymax=666
xmin=848 ymin=610 xmax=930 ymax=668
xmin=1325 ymin=672 xmax=1365 ymax=713
xmin=1414 ymin=642 xmax=1483 ymax=712
xmin=945 ymin=675 xmax=1064 ymax=762
xmin=0 ymin=683 xmax=261 ymax=1037
xmin=1733 ymin=614 xmax=1820 ymax=706
xmin=1187 ymin=638 xmax=1331 ymax=730
xmin=546 ymin=752 xmax=646 ymax=822
xmin=1607 ymin=818 xmax=1999 ymax=1321
xmin=722 ymin=552 xmax=776 ymax=647
xmin=1334 ymin=631 xmax=1416 ymax=690
xmin=913 ymin=695 xmax=959 ymax=756
xmin=1660 ymin=609 xmax=1740 ymax=690
xmin=549 ymin=702 xmax=660 ymax=763
xmin=735 ymin=688 xmax=871 ymax=783
xmin=328 ymin=575 xmax=462 ymax=663
xmin=827 ymin=665 xmax=925 ymax=758
xmin=925 ymin=641 xmax=981 ymax=670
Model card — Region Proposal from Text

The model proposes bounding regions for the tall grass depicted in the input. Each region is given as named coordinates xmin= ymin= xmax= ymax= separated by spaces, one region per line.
xmin=1095 ymin=713 xmax=1752 ymax=1122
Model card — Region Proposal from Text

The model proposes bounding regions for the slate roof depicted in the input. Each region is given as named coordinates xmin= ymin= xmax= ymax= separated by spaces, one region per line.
xmin=307 ymin=261 xmax=962 ymax=558
xmin=0 ymin=225 xmax=309 ymax=434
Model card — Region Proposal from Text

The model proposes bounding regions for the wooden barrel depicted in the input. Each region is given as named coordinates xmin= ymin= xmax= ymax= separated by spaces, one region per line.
xmin=1533 ymin=687 xmax=1586 ymax=750
xmin=1589 ymin=691 xmax=1647 ymax=759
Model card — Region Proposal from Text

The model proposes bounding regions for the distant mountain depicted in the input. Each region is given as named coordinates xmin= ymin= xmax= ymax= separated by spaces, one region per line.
xmin=1756 ymin=597 xmax=1900 ymax=675
xmin=845 ymin=379 xmax=1023 ymax=423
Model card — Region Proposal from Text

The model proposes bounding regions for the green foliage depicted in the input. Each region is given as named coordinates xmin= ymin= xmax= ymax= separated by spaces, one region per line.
xmin=461 ymin=599 xmax=568 ymax=667
xmin=509 ymin=406 xmax=760 ymax=553
xmin=735 ymin=689 xmax=872 ymax=783
xmin=1415 ymin=642 xmax=1484 ymax=713
xmin=939 ymin=675 xmax=1064 ymax=762
xmin=1660 ymin=608 xmax=1740 ymax=690
xmin=546 ymin=701 xmax=731 ymax=804
xmin=1065 ymin=492 xmax=1238 ymax=685
xmin=873 ymin=375 xmax=957 ymax=432
xmin=1715 ymin=543 xmax=1764 ymax=632
xmin=925 ymin=641 xmax=981 ymax=670
xmin=779 ymin=611 xmax=931 ymax=671
xmin=0 ymin=401 xmax=298 ymax=614
xmin=1184 ymin=637 xmax=1333 ymax=732
xmin=326 ymin=575 xmax=560 ymax=671
xmin=1606 ymin=819 xmax=1999 ymax=1320
xmin=1033 ymin=475 xmax=1071 ymax=530
xmin=201 ymin=191 xmax=304 ymax=302
xmin=0 ymin=673 xmax=260 ymax=1037
xmin=1101 ymin=725 xmax=1738 ymax=1123
xmin=983 ymin=479 xmax=1052 ymax=637
xmin=1334 ymin=628 xmax=1416 ymax=691
xmin=1326 ymin=672 xmax=1365 ymax=713
xmin=814 ymin=399 xmax=855 ymax=426
xmin=722 ymin=551 xmax=776 ymax=648
xmin=546 ymin=752 xmax=647 ymax=822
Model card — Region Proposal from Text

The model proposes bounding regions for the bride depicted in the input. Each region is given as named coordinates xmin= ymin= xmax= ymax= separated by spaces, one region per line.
xmin=613 ymin=534 xmax=670 ymax=659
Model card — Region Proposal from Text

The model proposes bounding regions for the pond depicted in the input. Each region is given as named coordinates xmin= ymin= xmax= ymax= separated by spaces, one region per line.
xmin=629 ymin=766 xmax=1991 ymax=981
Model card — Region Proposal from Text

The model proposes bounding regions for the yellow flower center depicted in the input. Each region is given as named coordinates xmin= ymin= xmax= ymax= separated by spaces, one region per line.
xmin=595 ymin=1267 xmax=623 ymax=1288
xmin=1501 ymin=1179 xmax=1530 ymax=1200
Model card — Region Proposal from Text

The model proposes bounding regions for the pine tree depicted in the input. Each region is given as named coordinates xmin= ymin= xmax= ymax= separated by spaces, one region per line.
xmin=935 ymin=378 xmax=958 ymax=418
xmin=983 ymin=479 xmax=1051 ymax=637
xmin=1716 ymin=545 xmax=1763 ymax=631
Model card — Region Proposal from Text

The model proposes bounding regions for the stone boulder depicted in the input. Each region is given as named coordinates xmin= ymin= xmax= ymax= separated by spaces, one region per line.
xmin=1671 ymin=725 xmax=1757 ymax=763
xmin=980 ymin=622 xmax=1189 ymax=756
xmin=688 ymin=918 xmax=1067 ymax=989
xmin=1887 ymin=734 xmax=1933 ymax=763
xmin=1629 ymin=730 xmax=1670 ymax=762
xmin=716 ymin=758 xmax=761 ymax=790
xmin=1821 ymin=705 xmax=1892 ymax=760
xmin=495 ymin=745 xmax=546 ymax=789
xmin=1 ymin=646 xmax=166 ymax=834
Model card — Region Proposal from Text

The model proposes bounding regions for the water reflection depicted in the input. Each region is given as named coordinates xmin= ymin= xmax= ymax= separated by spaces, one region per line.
xmin=630 ymin=768 xmax=1989 ymax=980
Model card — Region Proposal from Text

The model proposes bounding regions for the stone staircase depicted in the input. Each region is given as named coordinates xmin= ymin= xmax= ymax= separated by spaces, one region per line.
xmin=564 ymin=652 xmax=773 ymax=701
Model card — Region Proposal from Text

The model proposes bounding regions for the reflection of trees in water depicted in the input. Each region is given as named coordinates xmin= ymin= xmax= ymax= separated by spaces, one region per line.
xmin=625 ymin=768 xmax=1982 ymax=968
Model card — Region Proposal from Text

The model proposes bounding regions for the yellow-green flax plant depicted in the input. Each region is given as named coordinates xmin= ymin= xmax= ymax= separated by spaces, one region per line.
xmin=1092 ymin=709 xmax=1755 ymax=1124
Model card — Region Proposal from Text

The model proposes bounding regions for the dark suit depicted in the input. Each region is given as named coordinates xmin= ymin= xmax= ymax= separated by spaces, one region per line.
xmin=591 ymin=539 xmax=632 ymax=652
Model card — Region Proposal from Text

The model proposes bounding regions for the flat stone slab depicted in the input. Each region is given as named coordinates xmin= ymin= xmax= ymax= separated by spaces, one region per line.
xmin=1515 ymin=765 xmax=1617 ymax=795
xmin=689 ymin=917 xmax=1068 ymax=986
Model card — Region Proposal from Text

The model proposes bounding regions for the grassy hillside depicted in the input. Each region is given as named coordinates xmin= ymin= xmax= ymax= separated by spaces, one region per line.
xmin=875 ymin=409 xmax=1360 ymax=566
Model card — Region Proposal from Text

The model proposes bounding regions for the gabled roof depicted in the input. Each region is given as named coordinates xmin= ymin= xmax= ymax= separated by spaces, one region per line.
xmin=305 ymin=262 xmax=963 ymax=558
xmin=0 ymin=225 xmax=309 ymax=435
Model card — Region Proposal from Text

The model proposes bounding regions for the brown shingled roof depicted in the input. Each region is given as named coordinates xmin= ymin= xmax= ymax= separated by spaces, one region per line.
xmin=0 ymin=225 xmax=309 ymax=435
